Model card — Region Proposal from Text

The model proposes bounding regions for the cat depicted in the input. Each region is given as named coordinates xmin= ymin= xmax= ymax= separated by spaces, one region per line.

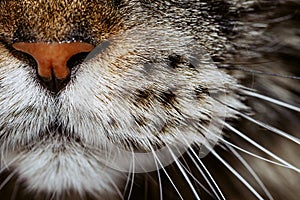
xmin=0 ymin=0 xmax=299 ymax=199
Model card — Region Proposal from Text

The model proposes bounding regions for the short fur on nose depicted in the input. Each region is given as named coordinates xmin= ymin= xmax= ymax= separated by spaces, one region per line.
xmin=13 ymin=42 xmax=94 ymax=92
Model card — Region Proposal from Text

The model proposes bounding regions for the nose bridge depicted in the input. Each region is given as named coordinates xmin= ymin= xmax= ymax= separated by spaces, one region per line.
xmin=12 ymin=42 xmax=94 ymax=80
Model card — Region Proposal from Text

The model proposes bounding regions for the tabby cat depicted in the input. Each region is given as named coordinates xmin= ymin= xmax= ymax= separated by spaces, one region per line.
xmin=0 ymin=0 xmax=299 ymax=200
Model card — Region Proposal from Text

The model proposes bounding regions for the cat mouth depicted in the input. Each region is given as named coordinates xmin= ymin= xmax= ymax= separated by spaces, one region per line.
xmin=17 ymin=123 xmax=85 ymax=152
xmin=45 ymin=124 xmax=83 ymax=143
xmin=16 ymin=120 xmax=194 ymax=173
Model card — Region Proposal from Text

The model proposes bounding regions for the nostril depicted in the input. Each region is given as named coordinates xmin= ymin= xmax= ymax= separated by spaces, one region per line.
xmin=67 ymin=52 xmax=90 ymax=75
xmin=12 ymin=42 xmax=94 ymax=93
xmin=11 ymin=48 xmax=37 ymax=68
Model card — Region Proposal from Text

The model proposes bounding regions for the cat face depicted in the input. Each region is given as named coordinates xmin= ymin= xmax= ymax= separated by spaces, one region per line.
xmin=0 ymin=1 xmax=299 ymax=199
xmin=0 ymin=0 xmax=243 ymax=195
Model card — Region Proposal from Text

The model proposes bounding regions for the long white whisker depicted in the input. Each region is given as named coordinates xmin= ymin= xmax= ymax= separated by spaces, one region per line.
xmin=226 ymin=144 xmax=274 ymax=200
xmin=211 ymin=93 xmax=300 ymax=145
xmin=49 ymin=192 xmax=55 ymax=200
xmin=224 ymin=123 xmax=300 ymax=173
xmin=151 ymin=149 xmax=163 ymax=200
xmin=237 ymin=111 xmax=300 ymax=145
xmin=178 ymin=156 xmax=215 ymax=198
xmin=218 ymin=65 xmax=300 ymax=80
xmin=0 ymin=169 xmax=17 ymax=191
xmin=178 ymin=135 xmax=225 ymax=200
xmin=106 ymin=172 xmax=124 ymax=200
xmin=187 ymin=149 xmax=226 ymax=200
xmin=216 ymin=133 xmax=288 ymax=168
xmin=166 ymin=144 xmax=201 ymax=200
xmin=123 ymin=167 xmax=132 ymax=198
xmin=242 ymin=89 xmax=300 ymax=112
xmin=186 ymin=149 xmax=224 ymax=200
xmin=125 ymin=149 xmax=135 ymax=200
xmin=149 ymin=146 xmax=184 ymax=200
xmin=195 ymin=121 xmax=288 ymax=168
xmin=210 ymin=148 xmax=264 ymax=200
xmin=0 ymin=156 xmax=20 ymax=174
xmin=144 ymin=175 xmax=148 ymax=200
xmin=122 ymin=151 xmax=133 ymax=196
xmin=10 ymin=178 xmax=20 ymax=200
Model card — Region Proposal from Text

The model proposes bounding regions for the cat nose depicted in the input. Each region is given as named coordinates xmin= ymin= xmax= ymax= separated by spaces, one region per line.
xmin=12 ymin=42 xmax=94 ymax=93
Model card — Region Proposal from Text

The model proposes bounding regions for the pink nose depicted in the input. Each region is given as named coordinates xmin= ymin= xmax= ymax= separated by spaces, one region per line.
xmin=13 ymin=42 xmax=94 ymax=80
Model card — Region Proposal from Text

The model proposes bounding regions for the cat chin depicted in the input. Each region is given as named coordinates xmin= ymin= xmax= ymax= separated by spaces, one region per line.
xmin=6 ymin=148 xmax=123 ymax=197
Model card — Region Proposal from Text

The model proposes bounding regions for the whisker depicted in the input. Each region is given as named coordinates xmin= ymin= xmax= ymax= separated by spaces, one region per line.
xmin=186 ymin=149 xmax=224 ymax=200
xmin=226 ymin=145 xmax=274 ymax=200
xmin=106 ymin=172 xmax=124 ymax=200
xmin=178 ymin=156 xmax=215 ymax=198
xmin=50 ymin=192 xmax=55 ymax=200
xmin=215 ymin=133 xmax=288 ymax=168
xmin=178 ymin=135 xmax=225 ymax=200
xmin=10 ymin=180 xmax=20 ymax=200
xmin=151 ymin=149 xmax=163 ymax=200
xmin=0 ymin=169 xmax=17 ymax=191
xmin=0 ymin=156 xmax=20 ymax=174
xmin=241 ymin=89 xmax=300 ymax=113
xmin=149 ymin=146 xmax=184 ymax=200
xmin=224 ymin=123 xmax=300 ymax=173
xmin=124 ymin=149 xmax=135 ymax=200
xmin=218 ymin=66 xmax=300 ymax=80
xmin=187 ymin=149 xmax=226 ymax=200
xmin=195 ymin=120 xmax=288 ymax=168
xmin=211 ymin=97 xmax=299 ymax=147
xmin=166 ymin=144 xmax=201 ymax=200
xmin=237 ymin=111 xmax=300 ymax=145
xmin=210 ymin=148 xmax=265 ymax=200
xmin=123 ymin=164 xmax=133 ymax=198
xmin=144 ymin=175 xmax=148 ymax=200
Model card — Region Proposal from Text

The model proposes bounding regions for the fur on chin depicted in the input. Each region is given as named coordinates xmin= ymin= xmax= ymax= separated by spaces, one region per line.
xmin=5 ymin=144 xmax=123 ymax=199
